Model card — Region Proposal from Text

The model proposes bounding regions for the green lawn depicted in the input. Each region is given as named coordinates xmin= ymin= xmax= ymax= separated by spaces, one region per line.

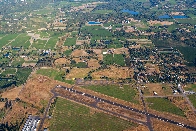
xmin=188 ymin=95 xmax=196 ymax=108
xmin=81 ymin=85 xmax=139 ymax=104
xmin=146 ymin=97 xmax=185 ymax=117
xmin=49 ymin=98 xmax=137 ymax=131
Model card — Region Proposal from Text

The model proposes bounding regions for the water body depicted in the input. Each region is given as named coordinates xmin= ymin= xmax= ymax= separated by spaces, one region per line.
xmin=158 ymin=15 xmax=171 ymax=19
xmin=121 ymin=9 xmax=139 ymax=15
xmin=172 ymin=15 xmax=187 ymax=19
xmin=88 ymin=21 xmax=101 ymax=25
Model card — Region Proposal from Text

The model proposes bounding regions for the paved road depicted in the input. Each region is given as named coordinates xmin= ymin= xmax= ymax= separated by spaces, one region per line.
xmin=58 ymin=85 xmax=196 ymax=131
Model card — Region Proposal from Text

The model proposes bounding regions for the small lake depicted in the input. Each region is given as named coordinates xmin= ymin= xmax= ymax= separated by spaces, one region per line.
xmin=158 ymin=15 xmax=171 ymax=19
xmin=172 ymin=15 xmax=187 ymax=19
xmin=121 ymin=9 xmax=139 ymax=15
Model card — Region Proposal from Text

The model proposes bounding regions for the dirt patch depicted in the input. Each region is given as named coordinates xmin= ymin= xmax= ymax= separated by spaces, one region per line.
xmin=151 ymin=118 xmax=191 ymax=131
xmin=1 ymin=86 xmax=22 ymax=100
xmin=92 ymin=49 xmax=102 ymax=55
xmin=71 ymin=49 xmax=89 ymax=57
xmin=113 ymin=47 xmax=129 ymax=54
xmin=66 ymin=68 xmax=92 ymax=79
xmin=91 ymin=66 xmax=134 ymax=80
xmin=130 ymin=125 xmax=149 ymax=131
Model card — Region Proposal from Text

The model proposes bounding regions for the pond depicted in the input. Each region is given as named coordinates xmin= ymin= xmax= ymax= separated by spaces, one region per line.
xmin=121 ymin=9 xmax=139 ymax=15
xmin=88 ymin=21 xmax=101 ymax=25
xmin=158 ymin=15 xmax=171 ymax=19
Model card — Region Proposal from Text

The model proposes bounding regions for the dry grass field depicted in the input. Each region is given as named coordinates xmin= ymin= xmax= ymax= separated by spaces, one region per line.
xmin=91 ymin=66 xmax=134 ymax=80
xmin=142 ymin=83 xmax=173 ymax=96
xmin=54 ymin=58 xmax=70 ymax=66
xmin=1 ymin=86 xmax=23 ymax=100
xmin=66 ymin=67 xmax=92 ymax=79
xmin=151 ymin=118 xmax=191 ymax=131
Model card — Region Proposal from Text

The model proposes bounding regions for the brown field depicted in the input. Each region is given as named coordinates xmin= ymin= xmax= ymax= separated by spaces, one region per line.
xmin=151 ymin=118 xmax=191 ymax=131
xmin=54 ymin=58 xmax=70 ymax=66
xmin=2 ymin=102 xmax=38 ymax=125
xmin=1 ymin=86 xmax=22 ymax=100
xmin=71 ymin=49 xmax=89 ymax=57
xmin=147 ymin=108 xmax=196 ymax=128
xmin=113 ymin=47 xmax=129 ymax=54
xmin=130 ymin=125 xmax=149 ymax=131
xmin=92 ymin=49 xmax=102 ymax=55
xmin=142 ymin=83 xmax=173 ymax=96
xmin=148 ymin=20 xmax=173 ymax=26
xmin=87 ymin=58 xmax=101 ymax=68
xmin=66 ymin=67 xmax=92 ymax=79
xmin=91 ymin=66 xmax=134 ymax=80
xmin=0 ymin=102 xmax=5 ymax=109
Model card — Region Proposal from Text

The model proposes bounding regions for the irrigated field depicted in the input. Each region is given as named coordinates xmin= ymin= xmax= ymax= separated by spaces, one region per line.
xmin=49 ymin=97 xmax=138 ymax=131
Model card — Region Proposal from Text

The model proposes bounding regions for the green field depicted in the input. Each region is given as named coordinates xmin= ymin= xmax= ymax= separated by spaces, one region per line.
xmin=36 ymin=68 xmax=75 ymax=84
xmin=0 ymin=34 xmax=18 ymax=48
xmin=186 ymin=84 xmax=196 ymax=92
xmin=9 ymin=33 xmax=31 ymax=48
xmin=92 ymin=10 xmax=113 ymax=14
xmin=1 ymin=68 xmax=16 ymax=76
xmin=49 ymin=98 xmax=137 ymax=131
xmin=31 ymin=39 xmax=47 ymax=49
xmin=103 ymin=54 xmax=125 ymax=66
xmin=146 ymin=97 xmax=185 ymax=117
xmin=176 ymin=46 xmax=196 ymax=63
xmin=188 ymin=95 xmax=196 ymax=108
xmin=81 ymin=85 xmax=139 ymax=104
xmin=64 ymin=37 xmax=77 ymax=46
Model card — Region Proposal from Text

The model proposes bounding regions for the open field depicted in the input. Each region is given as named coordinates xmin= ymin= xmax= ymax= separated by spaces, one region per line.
xmin=1 ymin=68 xmax=16 ymax=76
xmin=184 ymin=84 xmax=196 ymax=92
xmin=66 ymin=67 xmax=92 ymax=79
xmin=91 ymin=66 xmax=134 ymax=79
xmin=142 ymin=83 xmax=173 ymax=96
xmin=81 ymin=85 xmax=139 ymax=104
xmin=36 ymin=68 xmax=74 ymax=85
xmin=64 ymin=37 xmax=77 ymax=46
xmin=151 ymin=118 xmax=190 ymax=131
xmin=103 ymin=54 xmax=125 ymax=66
xmin=146 ymin=97 xmax=185 ymax=117
xmin=49 ymin=97 xmax=138 ymax=131
xmin=1 ymin=86 xmax=22 ymax=100
xmin=9 ymin=33 xmax=31 ymax=48
xmin=0 ymin=34 xmax=18 ymax=48
xmin=188 ymin=95 xmax=196 ymax=108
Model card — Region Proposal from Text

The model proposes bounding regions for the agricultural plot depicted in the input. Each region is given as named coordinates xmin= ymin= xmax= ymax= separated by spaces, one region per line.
xmin=1 ymin=68 xmax=16 ymax=76
xmin=31 ymin=39 xmax=47 ymax=49
xmin=81 ymin=85 xmax=139 ymax=104
xmin=0 ymin=34 xmax=18 ymax=48
xmin=146 ymin=97 xmax=185 ymax=117
xmin=49 ymin=98 xmax=137 ymax=131
xmin=103 ymin=54 xmax=125 ymax=66
xmin=15 ymin=68 xmax=32 ymax=86
xmin=64 ymin=37 xmax=77 ymax=46
xmin=45 ymin=34 xmax=63 ymax=49
xmin=9 ymin=33 xmax=31 ymax=48
xmin=36 ymin=68 xmax=75 ymax=84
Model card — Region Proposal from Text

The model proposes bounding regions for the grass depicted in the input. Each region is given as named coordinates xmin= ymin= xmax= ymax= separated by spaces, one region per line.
xmin=64 ymin=37 xmax=77 ymax=46
xmin=1 ymin=68 xmax=16 ymax=76
xmin=176 ymin=46 xmax=196 ymax=63
xmin=188 ymin=95 xmax=196 ymax=108
xmin=15 ymin=68 xmax=32 ymax=86
xmin=31 ymin=40 xmax=47 ymax=49
xmin=0 ymin=34 xmax=18 ymax=48
xmin=185 ymin=84 xmax=196 ymax=92
xmin=36 ymin=68 xmax=74 ymax=85
xmin=81 ymin=85 xmax=139 ymax=104
xmin=103 ymin=54 xmax=125 ymax=66
xmin=63 ymin=49 xmax=72 ymax=56
xmin=9 ymin=33 xmax=31 ymax=48
xmin=146 ymin=97 xmax=185 ymax=117
xmin=49 ymin=98 xmax=137 ymax=131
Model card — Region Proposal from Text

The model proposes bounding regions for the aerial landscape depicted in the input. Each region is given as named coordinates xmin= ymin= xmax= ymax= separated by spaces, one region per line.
xmin=0 ymin=0 xmax=196 ymax=130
